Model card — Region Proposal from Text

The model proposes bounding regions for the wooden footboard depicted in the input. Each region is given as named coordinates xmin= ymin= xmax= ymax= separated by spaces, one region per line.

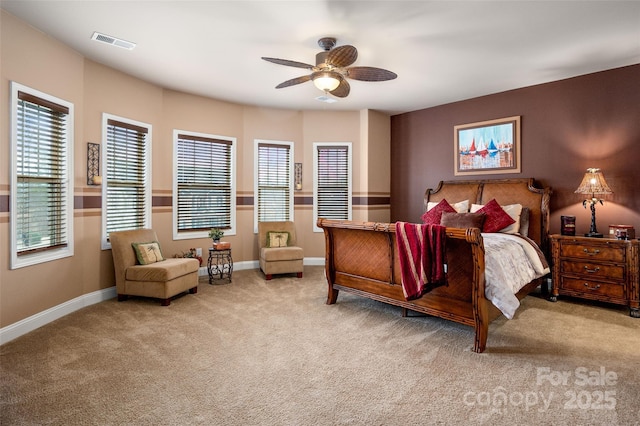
xmin=318 ymin=178 xmax=550 ymax=353
xmin=318 ymin=219 xmax=497 ymax=353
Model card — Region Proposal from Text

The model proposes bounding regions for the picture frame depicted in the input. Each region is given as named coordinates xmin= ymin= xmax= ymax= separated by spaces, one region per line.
xmin=454 ymin=116 xmax=521 ymax=176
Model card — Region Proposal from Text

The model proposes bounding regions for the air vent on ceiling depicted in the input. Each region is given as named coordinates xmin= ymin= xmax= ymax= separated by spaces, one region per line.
xmin=91 ymin=32 xmax=136 ymax=50
xmin=315 ymin=95 xmax=338 ymax=104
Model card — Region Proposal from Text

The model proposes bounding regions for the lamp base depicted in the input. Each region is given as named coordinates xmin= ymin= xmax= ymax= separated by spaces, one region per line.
xmin=584 ymin=232 xmax=604 ymax=238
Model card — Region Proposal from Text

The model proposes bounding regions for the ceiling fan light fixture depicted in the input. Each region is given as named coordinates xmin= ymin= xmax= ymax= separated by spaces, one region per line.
xmin=263 ymin=37 xmax=396 ymax=98
xmin=312 ymin=72 xmax=341 ymax=92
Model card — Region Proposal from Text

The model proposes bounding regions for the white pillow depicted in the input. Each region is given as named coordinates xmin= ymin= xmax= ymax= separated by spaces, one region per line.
xmin=427 ymin=199 xmax=469 ymax=213
xmin=470 ymin=203 xmax=523 ymax=234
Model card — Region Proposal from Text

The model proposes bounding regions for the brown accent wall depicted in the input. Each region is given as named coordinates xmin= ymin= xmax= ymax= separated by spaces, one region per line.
xmin=391 ymin=65 xmax=640 ymax=235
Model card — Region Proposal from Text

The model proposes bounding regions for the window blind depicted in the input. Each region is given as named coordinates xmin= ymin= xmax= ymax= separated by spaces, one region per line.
xmin=16 ymin=91 xmax=69 ymax=255
xmin=176 ymin=134 xmax=232 ymax=231
xmin=106 ymin=119 xmax=148 ymax=236
xmin=257 ymin=143 xmax=291 ymax=222
xmin=316 ymin=145 xmax=350 ymax=220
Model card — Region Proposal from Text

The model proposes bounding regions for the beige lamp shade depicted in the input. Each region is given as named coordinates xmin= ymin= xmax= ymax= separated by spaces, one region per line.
xmin=574 ymin=167 xmax=612 ymax=238
xmin=574 ymin=168 xmax=613 ymax=196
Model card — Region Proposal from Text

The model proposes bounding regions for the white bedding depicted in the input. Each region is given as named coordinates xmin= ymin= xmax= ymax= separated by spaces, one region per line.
xmin=482 ymin=233 xmax=550 ymax=319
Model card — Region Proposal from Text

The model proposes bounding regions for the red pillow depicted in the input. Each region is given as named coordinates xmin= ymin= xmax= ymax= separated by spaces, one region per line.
xmin=421 ymin=199 xmax=456 ymax=224
xmin=476 ymin=199 xmax=516 ymax=233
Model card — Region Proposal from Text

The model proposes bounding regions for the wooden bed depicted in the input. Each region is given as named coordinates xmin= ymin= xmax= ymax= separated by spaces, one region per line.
xmin=317 ymin=178 xmax=551 ymax=353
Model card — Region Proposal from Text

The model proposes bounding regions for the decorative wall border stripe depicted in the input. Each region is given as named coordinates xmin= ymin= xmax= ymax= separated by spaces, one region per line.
xmin=152 ymin=196 xmax=172 ymax=207
xmin=237 ymin=196 xmax=254 ymax=206
xmin=74 ymin=195 xmax=101 ymax=209
xmin=1 ymin=194 xmax=392 ymax=212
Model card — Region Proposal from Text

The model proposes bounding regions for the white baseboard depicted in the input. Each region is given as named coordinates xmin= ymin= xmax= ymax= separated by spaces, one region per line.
xmin=304 ymin=257 xmax=325 ymax=266
xmin=1 ymin=258 xmax=326 ymax=346
xmin=198 ymin=258 xmax=324 ymax=274
xmin=0 ymin=286 xmax=117 ymax=346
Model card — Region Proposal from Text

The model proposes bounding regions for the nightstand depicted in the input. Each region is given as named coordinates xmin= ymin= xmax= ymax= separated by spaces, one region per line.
xmin=550 ymin=234 xmax=639 ymax=317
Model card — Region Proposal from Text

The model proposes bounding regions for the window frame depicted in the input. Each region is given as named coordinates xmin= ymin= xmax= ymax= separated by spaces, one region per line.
xmin=101 ymin=113 xmax=152 ymax=250
xmin=313 ymin=142 xmax=353 ymax=232
xmin=173 ymin=129 xmax=237 ymax=240
xmin=10 ymin=82 xmax=75 ymax=269
xmin=253 ymin=139 xmax=294 ymax=233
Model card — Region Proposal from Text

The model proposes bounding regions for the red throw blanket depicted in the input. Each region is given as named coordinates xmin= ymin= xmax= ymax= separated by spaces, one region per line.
xmin=395 ymin=222 xmax=447 ymax=300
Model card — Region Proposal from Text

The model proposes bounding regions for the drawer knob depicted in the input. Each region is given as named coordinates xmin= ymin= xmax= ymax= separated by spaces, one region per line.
xmin=583 ymin=266 xmax=600 ymax=273
xmin=583 ymin=248 xmax=600 ymax=256
xmin=583 ymin=282 xmax=601 ymax=290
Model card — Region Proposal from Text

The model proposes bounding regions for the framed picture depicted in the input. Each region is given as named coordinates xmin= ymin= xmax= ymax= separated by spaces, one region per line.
xmin=454 ymin=116 xmax=521 ymax=176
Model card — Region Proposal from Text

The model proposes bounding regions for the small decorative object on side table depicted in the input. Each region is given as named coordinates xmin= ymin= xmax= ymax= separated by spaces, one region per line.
xmin=608 ymin=224 xmax=635 ymax=240
xmin=208 ymin=246 xmax=233 ymax=284
xmin=208 ymin=227 xmax=225 ymax=243
xmin=550 ymin=234 xmax=639 ymax=318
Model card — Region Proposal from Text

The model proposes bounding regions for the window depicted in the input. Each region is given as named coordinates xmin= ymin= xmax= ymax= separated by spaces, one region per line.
xmin=10 ymin=82 xmax=74 ymax=269
xmin=313 ymin=143 xmax=352 ymax=232
xmin=101 ymin=114 xmax=151 ymax=249
xmin=254 ymin=140 xmax=293 ymax=231
xmin=173 ymin=130 xmax=236 ymax=239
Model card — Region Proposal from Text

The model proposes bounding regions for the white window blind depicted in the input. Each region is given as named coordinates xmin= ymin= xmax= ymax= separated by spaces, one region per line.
xmin=105 ymin=118 xmax=149 ymax=239
xmin=257 ymin=142 xmax=292 ymax=222
xmin=176 ymin=133 xmax=233 ymax=232
xmin=315 ymin=144 xmax=351 ymax=221
xmin=15 ymin=92 xmax=70 ymax=256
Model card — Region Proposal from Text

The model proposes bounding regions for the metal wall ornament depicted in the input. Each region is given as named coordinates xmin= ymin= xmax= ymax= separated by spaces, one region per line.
xmin=87 ymin=142 xmax=100 ymax=185
xmin=295 ymin=162 xmax=302 ymax=190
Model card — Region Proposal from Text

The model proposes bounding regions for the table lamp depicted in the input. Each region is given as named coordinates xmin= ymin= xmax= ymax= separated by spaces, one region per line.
xmin=574 ymin=168 xmax=612 ymax=238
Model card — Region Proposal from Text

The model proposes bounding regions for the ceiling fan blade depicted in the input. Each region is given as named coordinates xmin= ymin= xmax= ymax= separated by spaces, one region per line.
xmin=262 ymin=57 xmax=314 ymax=69
xmin=330 ymin=78 xmax=350 ymax=98
xmin=326 ymin=45 xmax=358 ymax=68
xmin=275 ymin=75 xmax=312 ymax=89
xmin=346 ymin=66 xmax=397 ymax=81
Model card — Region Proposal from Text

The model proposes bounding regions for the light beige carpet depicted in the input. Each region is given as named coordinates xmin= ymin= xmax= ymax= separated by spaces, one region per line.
xmin=1 ymin=266 xmax=639 ymax=425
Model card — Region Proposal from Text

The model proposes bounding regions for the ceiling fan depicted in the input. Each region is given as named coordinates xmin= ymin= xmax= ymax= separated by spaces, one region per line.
xmin=262 ymin=37 xmax=397 ymax=98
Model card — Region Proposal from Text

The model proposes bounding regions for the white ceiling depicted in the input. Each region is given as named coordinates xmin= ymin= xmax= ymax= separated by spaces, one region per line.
xmin=2 ymin=1 xmax=639 ymax=115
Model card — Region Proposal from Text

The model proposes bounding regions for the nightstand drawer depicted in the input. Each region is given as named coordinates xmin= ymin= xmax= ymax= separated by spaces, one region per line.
xmin=560 ymin=243 xmax=625 ymax=262
xmin=560 ymin=277 xmax=624 ymax=299
xmin=560 ymin=260 xmax=625 ymax=280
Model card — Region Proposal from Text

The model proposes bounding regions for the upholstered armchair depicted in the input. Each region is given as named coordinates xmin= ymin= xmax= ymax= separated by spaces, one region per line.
xmin=258 ymin=221 xmax=304 ymax=280
xmin=110 ymin=229 xmax=199 ymax=306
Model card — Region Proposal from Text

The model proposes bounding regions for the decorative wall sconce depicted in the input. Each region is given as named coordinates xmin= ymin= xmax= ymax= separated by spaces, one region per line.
xmin=87 ymin=142 xmax=101 ymax=185
xmin=295 ymin=163 xmax=302 ymax=191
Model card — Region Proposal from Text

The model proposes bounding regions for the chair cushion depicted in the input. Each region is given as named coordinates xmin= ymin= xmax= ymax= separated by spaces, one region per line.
xmin=267 ymin=231 xmax=290 ymax=247
xmin=131 ymin=241 xmax=165 ymax=265
xmin=126 ymin=258 xmax=199 ymax=281
xmin=261 ymin=246 xmax=304 ymax=262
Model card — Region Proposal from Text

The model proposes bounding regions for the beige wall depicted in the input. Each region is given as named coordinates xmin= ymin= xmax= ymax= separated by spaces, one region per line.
xmin=0 ymin=11 xmax=391 ymax=329
xmin=1 ymin=11 xmax=87 ymax=326
xmin=361 ymin=109 xmax=391 ymax=223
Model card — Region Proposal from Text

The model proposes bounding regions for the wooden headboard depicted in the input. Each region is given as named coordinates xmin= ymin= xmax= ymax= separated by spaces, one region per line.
xmin=424 ymin=178 xmax=552 ymax=249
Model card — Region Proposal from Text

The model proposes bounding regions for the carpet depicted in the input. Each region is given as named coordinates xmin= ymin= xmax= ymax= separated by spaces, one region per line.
xmin=1 ymin=266 xmax=639 ymax=425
